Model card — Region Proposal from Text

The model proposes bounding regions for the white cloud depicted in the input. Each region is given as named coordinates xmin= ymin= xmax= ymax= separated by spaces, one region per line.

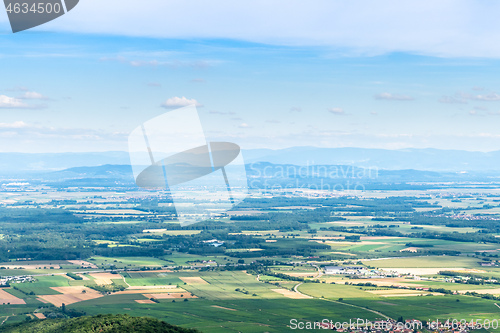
xmin=130 ymin=60 xmax=159 ymax=67
xmin=472 ymin=93 xmax=500 ymax=101
xmin=19 ymin=91 xmax=49 ymax=100
xmin=0 ymin=95 xmax=31 ymax=109
xmin=100 ymin=56 xmax=214 ymax=69
xmin=374 ymin=93 xmax=414 ymax=101
xmin=0 ymin=121 xmax=126 ymax=140
xmin=0 ymin=121 xmax=29 ymax=129
xmin=239 ymin=123 xmax=251 ymax=128
xmin=328 ymin=107 xmax=345 ymax=115
xmin=439 ymin=95 xmax=468 ymax=104
xmin=440 ymin=91 xmax=500 ymax=103
xmin=161 ymin=97 xmax=203 ymax=109
xmin=209 ymin=110 xmax=236 ymax=115
xmin=5 ymin=86 xmax=29 ymax=92
xmin=31 ymin=0 xmax=500 ymax=58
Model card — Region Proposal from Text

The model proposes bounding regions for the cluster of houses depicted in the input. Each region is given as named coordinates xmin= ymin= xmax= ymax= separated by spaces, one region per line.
xmin=0 ymin=275 xmax=35 ymax=286
xmin=444 ymin=275 xmax=498 ymax=284
xmin=425 ymin=212 xmax=500 ymax=221
xmin=324 ymin=266 xmax=398 ymax=278
xmin=479 ymin=261 xmax=498 ymax=267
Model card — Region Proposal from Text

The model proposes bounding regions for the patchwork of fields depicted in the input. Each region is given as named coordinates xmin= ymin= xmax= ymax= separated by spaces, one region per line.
xmin=1 ymin=189 xmax=500 ymax=331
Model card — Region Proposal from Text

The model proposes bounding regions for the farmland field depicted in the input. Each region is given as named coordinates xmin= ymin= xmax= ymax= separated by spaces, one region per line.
xmin=362 ymin=256 xmax=482 ymax=269
xmin=122 ymin=272 xmax=183 ymax=286
xmin=1 ymin=189 xmax=500 ymax=332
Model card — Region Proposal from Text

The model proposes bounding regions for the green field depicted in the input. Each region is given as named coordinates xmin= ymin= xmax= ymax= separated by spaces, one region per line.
xmin=181 ymin=271 xmax=288 ymax=300
xmin=9 ymin=275 xmax=73 ymax=295
xmin=344 ymin=296 xmax=500 ymax=324
xmin=363 ymin=256 xmax=482 ymax=268
xmin=121 ymin=272 xmax=183 ymax=286
xmin=161 ymin=253 xmax=230 ymax=266
xmin=2 ymin=190 xmax=500 ymax=331
xmin=89 ymin=256 xmax=171 ymax=268
xmin=299 ymin=283 xmax=380 ymax=299
xmin=70 ymin=298 xmax=381 ymax=332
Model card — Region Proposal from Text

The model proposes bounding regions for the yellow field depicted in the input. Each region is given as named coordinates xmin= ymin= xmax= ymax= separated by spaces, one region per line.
xmin=160 ymin=230 xmax=202 ymax=236
xmin=180 ymin=277 xmax=209 ymax=285
xmin=89 ymin=273 xmax=121 ymax=285
xmin=211 ymin=305 xmax=237 ymax=311
xmin=38 ymin=286 xmax=102 ymax=307
xmin=125 ymin=285 xmax=179 ymax=290
xmin=141 ymin=230 xmax=202 ymax=236
xmin=0 ymin=288 xmax=25 ymax=305
xmin=117 ymin=288 xmax=186 ymax=294
xmin=458 ymin=288 xmax=500 ymax=295
xmin=285 ymin=272 xmax=317 ymax=278
xmin=67 ymin=260 xmax=98 ymax=268
xmin=271 ymin=289 xmax=312 ymax=299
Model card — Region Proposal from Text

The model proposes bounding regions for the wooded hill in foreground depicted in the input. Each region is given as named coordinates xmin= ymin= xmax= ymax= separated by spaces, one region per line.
xmin=0 ymin=314 xmax=199 ymax=333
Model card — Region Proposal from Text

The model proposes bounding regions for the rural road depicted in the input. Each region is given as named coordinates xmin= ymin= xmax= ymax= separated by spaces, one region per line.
xmin=291 ymin=266 xmax=391 ymax=320
xmin=294 ymin=281 xmax=391 ymax=320
xmin=0 ymin=316 xmax=10 ymax=326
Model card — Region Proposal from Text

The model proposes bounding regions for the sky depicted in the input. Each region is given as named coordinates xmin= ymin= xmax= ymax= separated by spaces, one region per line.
xmin=1 ymin=1 xmax=500 ymax=152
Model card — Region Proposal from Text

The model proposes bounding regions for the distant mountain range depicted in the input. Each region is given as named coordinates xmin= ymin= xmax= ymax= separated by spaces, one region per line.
xmin=13 ymin=161 xmax=499 ymax=189
xmin=0 ymin=152 xmax=130 ymax=174
xmin=0 ymin=147 xmax=499 ymax=174
xmin=243 ymin=147 xmax=500 ymax=172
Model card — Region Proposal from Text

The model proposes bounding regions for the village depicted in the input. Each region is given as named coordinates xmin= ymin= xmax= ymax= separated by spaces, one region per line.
xmin=0 ymin=275 xmax=35 ymax=287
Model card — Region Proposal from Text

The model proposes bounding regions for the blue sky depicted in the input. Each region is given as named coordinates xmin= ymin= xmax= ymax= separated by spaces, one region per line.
xmin=1 ymin=1 xmax=500 ymax=152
